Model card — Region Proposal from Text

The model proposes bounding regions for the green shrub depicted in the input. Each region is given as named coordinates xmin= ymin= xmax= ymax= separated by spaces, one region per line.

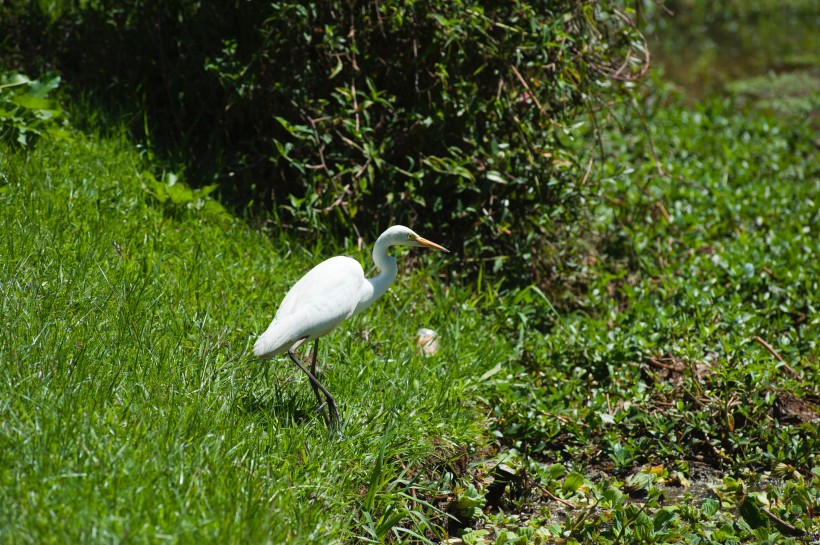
xmin=2 ymin=0 xmax=646 ymax=288
xmin=0 ymin=72 xmax=71 ymax=147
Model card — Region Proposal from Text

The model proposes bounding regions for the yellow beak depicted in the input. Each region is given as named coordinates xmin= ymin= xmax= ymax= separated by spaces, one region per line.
xmin=415 ymin=236 xmax=449 ymax=253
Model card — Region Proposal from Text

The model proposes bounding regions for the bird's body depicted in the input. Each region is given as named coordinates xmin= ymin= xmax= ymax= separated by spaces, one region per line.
xmin=253 ymin=225 xmax=448 ymax=429
xmin=253 ymin=256 xmax=367 ymax=357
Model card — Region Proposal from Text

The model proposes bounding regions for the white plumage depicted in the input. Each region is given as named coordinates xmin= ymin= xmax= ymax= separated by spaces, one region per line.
xmin=253 ymin=256 xmax=366 ymax=357
xmin=253 ymin=225 xmax=448 ymax=429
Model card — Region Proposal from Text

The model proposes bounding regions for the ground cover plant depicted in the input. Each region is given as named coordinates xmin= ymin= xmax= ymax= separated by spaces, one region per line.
xmin=465 ymin=94 xmax=820 ymax=544
xmin=2 ymin=80 xmax=818 ymax=544
xmin=2 ymin=1 xmax=820 ymax=544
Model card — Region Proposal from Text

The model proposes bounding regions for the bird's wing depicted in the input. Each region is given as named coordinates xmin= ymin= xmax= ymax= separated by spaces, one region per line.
xmin=254 ymin=256 xmax=366 ymax=354
xmin=275 ymin=255 xmax=365 ymax=322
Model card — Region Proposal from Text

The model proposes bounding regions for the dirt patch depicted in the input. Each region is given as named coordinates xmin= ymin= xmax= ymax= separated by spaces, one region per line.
xmin=773 ymin=392 xmax=820 ymax=424
xmin=643 ymin=353 xmax=820 ymax=425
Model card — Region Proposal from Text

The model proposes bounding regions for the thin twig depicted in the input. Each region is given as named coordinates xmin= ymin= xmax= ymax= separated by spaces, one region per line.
xmin=317 ymin=184 xmax=351 ymax=213
xmin=761 ymin=505 xmax=807 ymax=537
xmin=542 ymin=486 xmax=577 ymax=508
xmin=306 ymin=116 xmax=333 ymax=179
xmin=646 ymin=357 xmax=685 ymax=372
xmin=352 ymin=158 xmax=372 ymax=181
xmin=579 ymin=155 xmax=595 ymax=187
xmin=761 ymin=266 xmax=777 ymax=280
xmin=655 ymin=201 xmax=671 ymax=222
xmin=351 ymin=77 xmax=360 ymax=132
xmin=753 ymin=336 xmax=801 ymax=380
xmin=510 ymin=64 xmax=556 ymax=126
xmin=753 ymin=335 xmax=784 ymax=362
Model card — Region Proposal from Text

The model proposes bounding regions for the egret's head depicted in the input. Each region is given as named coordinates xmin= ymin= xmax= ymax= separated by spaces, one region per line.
xmin=383 ymin=225 xmax=449 ymax=252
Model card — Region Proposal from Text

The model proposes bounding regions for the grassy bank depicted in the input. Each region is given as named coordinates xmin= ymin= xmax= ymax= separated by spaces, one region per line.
xmin=0 ymin=133 xmax=506 ymax=543
xmin=2 ymin=48 xmax=819 ymax=545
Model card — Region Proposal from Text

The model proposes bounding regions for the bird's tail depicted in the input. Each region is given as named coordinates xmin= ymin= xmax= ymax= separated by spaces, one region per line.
xmin=253 ymin=319 xmax=298 ymax=358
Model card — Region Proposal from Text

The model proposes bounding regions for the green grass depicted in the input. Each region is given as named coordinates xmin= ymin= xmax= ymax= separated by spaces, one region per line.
xmin=0 ymin=133 xmax=507 ymax=543
xmin=2 ymin=81 xmax=820 ymax=543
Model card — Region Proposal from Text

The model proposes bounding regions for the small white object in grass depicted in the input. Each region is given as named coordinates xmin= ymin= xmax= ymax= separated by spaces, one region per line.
xmin=416 ymin=328 xmax=439 ymax=356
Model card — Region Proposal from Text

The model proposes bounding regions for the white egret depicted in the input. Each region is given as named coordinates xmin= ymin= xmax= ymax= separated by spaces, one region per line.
xmin=253 ymin=225 xmax=448 ymax=429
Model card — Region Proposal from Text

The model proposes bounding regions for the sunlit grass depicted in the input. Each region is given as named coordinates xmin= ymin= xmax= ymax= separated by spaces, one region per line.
xmin=2 ymin=87 xmax=818 ymax=544
xmin=0 ymin=134 xmax=507 ymax=543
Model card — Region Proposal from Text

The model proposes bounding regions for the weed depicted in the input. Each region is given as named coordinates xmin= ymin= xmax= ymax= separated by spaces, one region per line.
xmin=0 ymin=72 xmax=71 ymax=147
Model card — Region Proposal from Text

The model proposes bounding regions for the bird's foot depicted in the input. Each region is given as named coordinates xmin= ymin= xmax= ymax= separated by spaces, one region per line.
xmin=326 ymin=400 xmax=340 ymax=432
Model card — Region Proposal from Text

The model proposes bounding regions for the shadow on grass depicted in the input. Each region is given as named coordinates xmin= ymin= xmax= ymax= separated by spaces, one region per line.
xmin=238 ymin=389 xmax=324 ymax=426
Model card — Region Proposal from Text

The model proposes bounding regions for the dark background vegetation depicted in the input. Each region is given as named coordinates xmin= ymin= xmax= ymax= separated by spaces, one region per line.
xmin=0 ymin=0 xmax=647 ymax=295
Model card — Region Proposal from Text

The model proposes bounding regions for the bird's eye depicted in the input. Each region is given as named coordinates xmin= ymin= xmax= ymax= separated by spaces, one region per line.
xmin=407 ymin=234 xmax=414 ymax=240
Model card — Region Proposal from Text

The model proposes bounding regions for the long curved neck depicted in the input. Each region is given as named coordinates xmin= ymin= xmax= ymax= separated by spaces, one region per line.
xmin=367 ymin=236 xmax=399 ymax=302
xmin=359 ymin=234 xmax=398 ymax=312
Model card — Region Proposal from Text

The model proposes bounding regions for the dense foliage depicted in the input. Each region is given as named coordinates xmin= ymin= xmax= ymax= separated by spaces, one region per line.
xmin=3 ymin=1 xmax=818 ymax=542
xmin=1 ymin=0 xmax=647 ymax=286
xmin=2 ymin=86 xmax=817 ymax=545
xmin=487 ymin=95 xmax=820 ymax=468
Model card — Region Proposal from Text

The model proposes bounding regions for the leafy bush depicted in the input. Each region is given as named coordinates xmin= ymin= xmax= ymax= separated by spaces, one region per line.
xmin=1 ymin=0 xmax=646 ymax=288
xmin=0 ymin=72 xmax=71 ymax=147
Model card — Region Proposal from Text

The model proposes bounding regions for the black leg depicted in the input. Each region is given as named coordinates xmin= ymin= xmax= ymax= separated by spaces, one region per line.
xmin=310 ymin=340 xmax=339 ymax=429
xmin=288 ymin=338 xmax=340 ymax=430
xmin=308 ymin=339 xmax=325 ymax=412
xmin=306 ymin=338 xmax=333 ymax=425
